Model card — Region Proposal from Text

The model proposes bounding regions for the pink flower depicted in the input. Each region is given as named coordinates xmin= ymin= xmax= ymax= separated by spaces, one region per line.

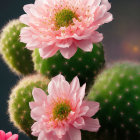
xmin=20 ymin=0 xmax=113 ymax=59
xmin=29 ymin=74 xmax=100 ymax=140
xmin=0 ymin=130 xmax=18 ymax=140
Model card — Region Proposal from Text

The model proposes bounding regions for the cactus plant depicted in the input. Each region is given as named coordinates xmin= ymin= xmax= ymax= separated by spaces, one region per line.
xmin=0 ymin=19 xmax=34 ymax=75
xmin=87 ymin=62 xmax=140 ymax=140
xmin=8 ymin=74 xmax=49 ymax=139
xmin=32 ymin=43 xmax=105 ymax=90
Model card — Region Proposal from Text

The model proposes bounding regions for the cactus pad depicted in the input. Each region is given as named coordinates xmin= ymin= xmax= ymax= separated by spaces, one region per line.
xmin=87 ymin=62 xmax=140 ymax=140
xmin=8 ymin=74 xmax=49 ymax=139
xmin=32 ymin=43 xmax=105 ymax=90
xmin=0 ymin=19 xmax=34 ymax=75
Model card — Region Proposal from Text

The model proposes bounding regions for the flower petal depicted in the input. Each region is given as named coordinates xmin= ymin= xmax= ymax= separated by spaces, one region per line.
xmin=77 ymin=84 xmax=86 ymax=102
xmin=8 ymin=134 xmax=18 ymax=140
xmin=77 ymin=40 xmax=93 ymax=52
xmin=70 ymin=76 xmax=80 ymax=94
xmin=48 ymin=74 xmax=70 ymax=99
xmin=32 ymin=88 xmax=47 ymax=103
xmin=91 ymin=32 xmax=103 ymax=43
xmin=102 ymin=0 xmax=111 ymax=11
xmin=82 ymin=117 xmax=100 ymax=132
xmin=31 ymin=107 xmax=45 ymax=121
xmin=60 ymin=44 xmax=77 ymax=59
xmin=39 ymin=46 xmax=58 ymax=59
xmin=73 ymin=117 xmax=85 ymax=129
xmin=83 ymin=101 xmax=100 ymax=117
xmin=68 ymin=126 xmax=81 ymax=140
xmin=0 ymin=130 xmax=5 ymax=140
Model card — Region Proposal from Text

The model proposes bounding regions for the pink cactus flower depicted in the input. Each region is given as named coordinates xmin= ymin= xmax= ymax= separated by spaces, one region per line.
xmin=29 ymin=74 xmax=100 ymax=140
xmin=0 ymin=130 xmax=18 ymax=140
xmin=20 ymin=0 xmax=113 ymax=59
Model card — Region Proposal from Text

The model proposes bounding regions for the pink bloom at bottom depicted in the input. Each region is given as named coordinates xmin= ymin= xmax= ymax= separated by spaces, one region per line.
xmin=0 ymin=130 xmax=18 ymax=140
xmin=30 ymin=74 xmax=100 ymax=140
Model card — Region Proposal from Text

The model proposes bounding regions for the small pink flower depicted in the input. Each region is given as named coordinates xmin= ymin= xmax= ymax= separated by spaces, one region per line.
xmin=20 ymin=0 xmax=113 ymax=59
xmin=29 ymin=74 xmax=100 ymax=140
xmin=0 ymin=130 xmax=18 ymax=140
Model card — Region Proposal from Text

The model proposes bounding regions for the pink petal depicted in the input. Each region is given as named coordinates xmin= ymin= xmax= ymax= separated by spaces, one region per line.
xmin=39 ymin=46 xmax=58 ymax=59
xmin=78 ymin=106 xmax=89 ymax=116
xmin=68 ymin=126 xmax=81 ymax=140
xmin=38 ymin=131 xmax=48 ymax=140
xmin=77 ymin=40 xmax=93 ymax=52
xmin=23 ymin=4 xmax=33 ymax=13
xmin=82 ymin=117 xmax=100 ymax=132
xmin=61 ymin=133 xmax=71 ymax=140
xmin=76 ymin=84 xmax=86 ymax=102
xmin=60 ymin=44 xmax=77 ymax=59
xmin=56 ymin=39 xmax=73 ymax=48
xmin=70 ymin=76 xmax=80 ymax=94
xmin=32 ymin=88 xmax=47 ymax=103
xmin=82 ymin=101 xmax=100 ymax=117
xmin=5 ymin=132 xmax=12 ymax=139
xmin=31 ymin=107 xmax=45 ymax=121
xmin=91 ymin=32 xmax=103 ymax=43
xmin=31 ymin=122 xmax=41 ymax=136
xmin=73 ymin=117 xmax=85 ymax=129
xmin=54 ymin=126 xmax=67 ymax=139
xmin=0 ymin=130 xmax=6 ymax=140
xmin=102 ymin=0 xmax=111 ymax=10
xmin=20 ymin=14 xmax=30 ymax=26
xmin=94 ymin=5 xmax=107 ymax=22
xmin=8 ymin=134 xmax=18 ymax=140
xmin=48 ymin=74 xmax=70 ymax=99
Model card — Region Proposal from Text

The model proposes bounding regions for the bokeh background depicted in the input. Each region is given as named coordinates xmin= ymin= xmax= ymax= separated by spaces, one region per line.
xmin=0 ymin=0 xmax=140 ymax=139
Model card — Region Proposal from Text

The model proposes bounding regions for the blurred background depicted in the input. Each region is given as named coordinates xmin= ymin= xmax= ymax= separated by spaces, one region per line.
xmin=0 ymin=0 xmax=140 ymax=139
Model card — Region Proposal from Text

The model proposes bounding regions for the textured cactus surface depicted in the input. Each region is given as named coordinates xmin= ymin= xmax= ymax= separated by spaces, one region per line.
xmin=87 ymin=62 xmax=140 ymax=140
xmin=8 ymin=74 xmax=49 ymax=139
xmin=0 ymin=19 xmax=34 ymax=75
xmin=32 ymin=43 xmax=105 ymax=90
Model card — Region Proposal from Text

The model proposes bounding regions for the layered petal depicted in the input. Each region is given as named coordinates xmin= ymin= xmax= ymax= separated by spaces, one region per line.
xmin=60 ymin=44 xmax=77 ymax=59
xmin=29 ymin=74 xmax=100 ymax=140
xmin=68 ymin=126 xmax=81 ymax=140
xmin=82 ymin=118 xmax=100 ymax=132
xmin=20 ymin=0 xmax=112 ymax=59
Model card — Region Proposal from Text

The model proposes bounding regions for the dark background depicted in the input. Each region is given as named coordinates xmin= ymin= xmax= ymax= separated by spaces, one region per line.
xmin=0 ymin=0 xmax=140 ymax=139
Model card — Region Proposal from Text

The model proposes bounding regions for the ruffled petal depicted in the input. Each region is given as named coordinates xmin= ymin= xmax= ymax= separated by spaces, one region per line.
xmin=68 ymin=126 xmax=81 ymax=140
xmin=77 ymin=40 xmax=93 ymax=52
xmin=70 ymin=76 xmax=80 ymax=94
xmin=73 ymin=117 xmax=85 ymax=129
xmin=32 ymin=88 xmax=47 ymax=103
xmin=8 ymin=134 xmax=18 ymax=140
xmin=5 ymin=132 xmax=12 ymax=139
xmin=31 ymin=107 xmax=45 ymax=121
xmin=48 ymin=74 xmax=70 ymax=100
xmin=39 ymin=46 xmax=59 ymax=59
xmin=0 ymin=130 xmax=6 ymax=140
xmin=60 ymin=44 xmax=77 ymax=59
xmin=82 ymin=117 xmax=100 ymax=132
xmin=82 ymin=101 xmax=100 ymax=117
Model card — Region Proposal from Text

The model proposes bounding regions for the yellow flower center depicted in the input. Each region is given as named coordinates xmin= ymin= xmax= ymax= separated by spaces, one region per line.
xmin=55 ymin=8 xmax=77 ymax=29
xmin=53 ymin=100 xmax=71 ymax=121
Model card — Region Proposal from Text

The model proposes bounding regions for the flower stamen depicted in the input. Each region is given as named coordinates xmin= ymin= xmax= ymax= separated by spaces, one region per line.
xmin=53 ymin=100 xmax=71 ymax=121
xmin=55 ymin=8 xmax=78 ymax=29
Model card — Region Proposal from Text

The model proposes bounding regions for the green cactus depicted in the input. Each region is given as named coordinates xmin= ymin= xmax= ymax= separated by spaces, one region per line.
xmin=0 ymin=19 xmax=34 ymax=75
xmin=87 ymin=62 xmax=140 ymax=140
xmin=32 ymin=43 xmax=105 ymax=90
xmin=8 ymin=74 xmax=49 ymax=139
